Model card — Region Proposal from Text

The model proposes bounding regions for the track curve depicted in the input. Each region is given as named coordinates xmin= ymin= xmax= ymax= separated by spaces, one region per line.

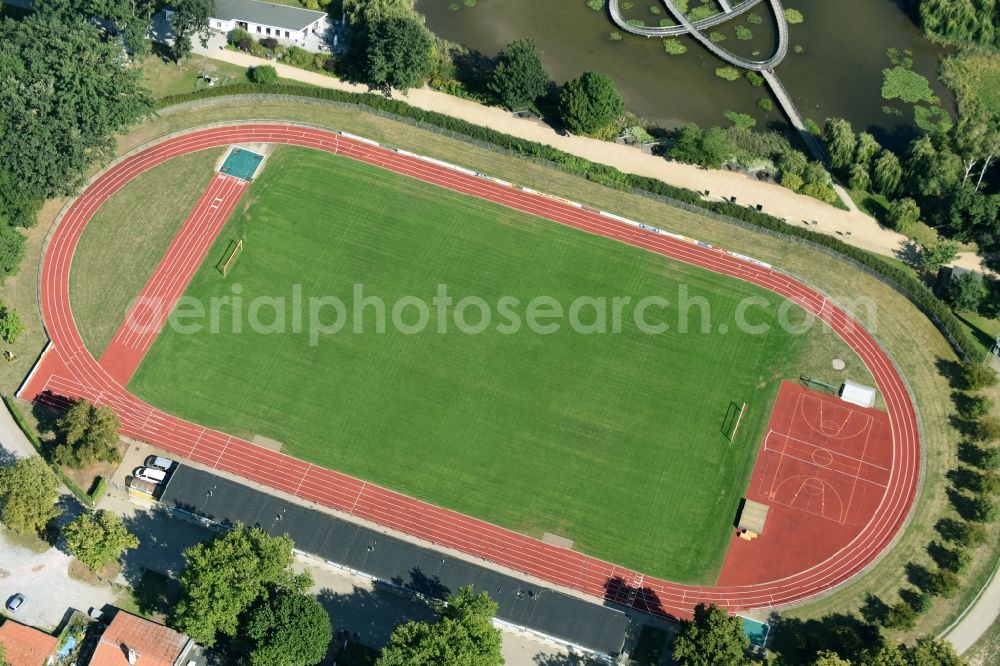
xmin=29 ymin=123 xmax=920 ymax=617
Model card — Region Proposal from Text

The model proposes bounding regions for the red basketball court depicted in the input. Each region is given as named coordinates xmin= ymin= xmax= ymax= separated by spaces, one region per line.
xmin=718 ymin=381 xmax=894 ymax=586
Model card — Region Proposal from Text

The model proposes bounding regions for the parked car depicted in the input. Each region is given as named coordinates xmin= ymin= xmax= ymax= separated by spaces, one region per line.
xmin=132 ymin=466 xmax=167 ymax=484
xmin=144 ymin=455 xmax=176 ymax=472
xmin=6 ymin=593 xmax=24 ymax=612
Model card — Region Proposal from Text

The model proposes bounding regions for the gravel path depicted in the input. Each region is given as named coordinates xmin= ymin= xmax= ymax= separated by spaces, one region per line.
xmin=190 ymin=38 xmax=986 ymax=273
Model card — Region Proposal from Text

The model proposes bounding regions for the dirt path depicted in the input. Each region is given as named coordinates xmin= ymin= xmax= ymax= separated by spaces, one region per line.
xmin=191 ymin=41 xmax=985 ymax=272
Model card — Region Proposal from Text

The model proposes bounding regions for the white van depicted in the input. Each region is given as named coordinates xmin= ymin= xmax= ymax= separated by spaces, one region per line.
xmin=132 ymin=466 xmax=167 ymax=484
xmin=144 ymin=455 xmax=176 ymax=472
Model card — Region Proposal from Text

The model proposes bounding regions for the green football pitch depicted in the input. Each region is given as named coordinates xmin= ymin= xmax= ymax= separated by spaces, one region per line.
xmin=129 ymin=145 xmax=857 ymax=582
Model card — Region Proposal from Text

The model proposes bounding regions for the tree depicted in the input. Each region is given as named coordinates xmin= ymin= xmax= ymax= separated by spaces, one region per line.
xmin=926 ymin=568 xmax=960 ymax=598
xmin=0 ymin=304 xmax=24 ymax=343
xmin=243 ymin=587 xmax=333 ymax=666
xmin=908 ymin=635 xmax=967 ymax=665
xmin=967 ymin=493 xmax=998 ymax=522
xmin=558 ymin=71 xmax=624 ymax=136
xmin=961 ymin=360 xmax=998 ymax=390
xmin=0 ymin=13 xmax=153 ymax=199
xmin=905 ymin=135 xmax=962 ymax=199
xmin=54 ymin=400 xmax=121 ymax=468
xmin=824 ymin=118 xmax=856 ymax=170
xmin=64 ymin=510 xmax=139 ymax=572
xmin=884 ymin=600 xmax=917 ymax=630
xmin=0 ymin=457 xmax=60 ymax=535
xmin=37 ymin=0 xmax=160 ymax=60
xmin=779 ymin=150 xmax=808 ymax=176
xmin=377 ymin=587 xmax=503 ymax=666
xmin=918 ymin=240 xmax=959 ymax=274
xmin=974 ymin=415 xmax=1000 ymax=443
xmin=919 ymin=0 xmax=999 ymax=48
xmin=886 ymin=197 xmax=921 ymax=233
xmin=249 ymin=65 xmax=278 ymax=85
xmin=873 ymin=150 xmax=903 ymax=196
xmin=812 ymin=651 xmax=852 ymax=666
xmin=363 ymin=16 xmax=433 ymax=94
xmin=671 ymin=603 xmax=750 ymax=666
xmin=488 ymin=38 xmax=549 ymax=110
xmin=848 ymin=163 xmax=871 ymax=191
xmin=947 ymin=272 xmax=986 ymax=312
xmin=854 ymin=132 xmax=881 ymax=167
xmin=166 ymin=0 xmax=213 ymax=62
xmin=959 ymin=394 xmax=993 ymax=420
xmin=171 ymin=524 xmax=300 ymax=647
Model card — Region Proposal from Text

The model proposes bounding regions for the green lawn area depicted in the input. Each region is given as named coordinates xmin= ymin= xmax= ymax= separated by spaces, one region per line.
xmin=126 ymin=146 xmax=863 ymax=582
xmin=70 ymin=148 xmax=224 ymax=357
xmin=140 ymin=48 xmax=308 ymax=99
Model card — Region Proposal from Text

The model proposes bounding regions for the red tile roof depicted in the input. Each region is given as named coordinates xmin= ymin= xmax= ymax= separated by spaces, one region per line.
xmin=88 ymin=612 xmax=190 ymax=666
xmin=0 ymin=621 xmax=58 ymax=666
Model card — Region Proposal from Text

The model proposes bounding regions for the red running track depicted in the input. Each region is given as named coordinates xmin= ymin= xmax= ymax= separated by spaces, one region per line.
xmin=99 ymin=172 xmax=249 ymax=386
xmin=20 ymin=123 xmax=920 ymax=618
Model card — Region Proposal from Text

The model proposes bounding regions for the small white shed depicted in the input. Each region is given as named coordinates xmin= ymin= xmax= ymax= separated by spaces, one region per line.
xmin=840 ymin=380 xmax=877 ymax=408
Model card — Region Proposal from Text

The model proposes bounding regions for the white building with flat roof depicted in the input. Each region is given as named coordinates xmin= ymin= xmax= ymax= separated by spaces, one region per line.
xmin=203 ymin=0 xmax=328 ymax=45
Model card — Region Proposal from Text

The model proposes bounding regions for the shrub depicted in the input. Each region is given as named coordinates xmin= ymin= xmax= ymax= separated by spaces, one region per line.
xmin=237 ymin=38 xmax=253 ymax=52
xmin=322 ymin=58 xmax=337 ymax=72
xmin=746 ymin=71 xmax=764 ymax=88
xmin=715 ymin=67 xmax=740 ymax=81
xmin=0 ymin=304 xmax=24 ymax=343
xmin=757 ymin=98 xmax=774 ymax=112
xmin=248 ymin=65 xmax=278 ymax=85
xmin=736 ymin=25 xmax=753 ymax=40
xmin=784 ymin=8 xmax=804 ymax=24
xmin=663 ymin=39 xmax=687 ymax=55
xmin=259 ymin=37 xmax=279 ymax=50
xmin=229 ymin=28 xmax=251 ymax=47
xmin=781 ymin=172 xmax=804 ymax=191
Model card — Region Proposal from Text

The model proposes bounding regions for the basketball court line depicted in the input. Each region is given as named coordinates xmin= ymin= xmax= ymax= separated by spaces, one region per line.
xmin=762 ymin=400 xmax=884 ymax=525
xmin=763 ymin=429 xmax=890 ymax=473
xmin=795 ymin=392 xmax=873 ymax=440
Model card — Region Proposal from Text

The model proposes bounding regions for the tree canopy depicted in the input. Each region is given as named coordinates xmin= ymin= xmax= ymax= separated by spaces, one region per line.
xmin=363 ymin=15 xmax=433 ymax=94
xmin=377 ymin=586 xmax=503 ymax=666
xmin=171 ymin=524 xmax=301 ymax=647
xmin=488 ymin=38 xmax=549 ymax=110
xmin=166 ymin=0 xmax=214 ymax=62
xmin=243 ymin=587 xmax=333 ymax=666
xmin=54 ymin=400 xmax=122 ymax=468
xmin=558 ymin=71 xmax=625 ymax=136
xmin=0 ymin=11 xmax=152 ymax=200
xmin=0 ymin=456 xmax=60 ymax=535
xmin=64 ymin=509 xmax=139 ymax=572
xmin=671 ymin=603 xmax=750 ymax=666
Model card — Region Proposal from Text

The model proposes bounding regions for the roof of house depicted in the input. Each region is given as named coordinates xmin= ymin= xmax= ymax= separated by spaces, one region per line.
xmin=211 ymin=0 xmax=326 ymax=32
xmin=0 ymin=621 xmax=59 ymax=666
xmin=88 ymin=612 xmax=191 ymax=666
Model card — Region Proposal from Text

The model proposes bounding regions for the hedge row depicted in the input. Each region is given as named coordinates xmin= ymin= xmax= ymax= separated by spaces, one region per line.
xmin=156 ymin=84 xmax=980 ymax=359
xmin=2 ymin=394 xmax=103 ymax=508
